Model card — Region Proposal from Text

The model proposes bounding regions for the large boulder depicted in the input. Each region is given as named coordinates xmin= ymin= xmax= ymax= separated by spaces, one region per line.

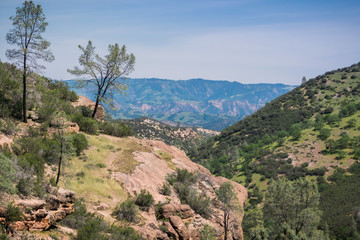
xmin=161 ymin=203 xmax=194 ymax=219
xmin=169 ymin=216 xmax=190 ymax=240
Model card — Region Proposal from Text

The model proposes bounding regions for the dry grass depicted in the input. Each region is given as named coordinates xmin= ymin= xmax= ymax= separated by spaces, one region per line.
xmin=60 ymin=134 xmax=128 ymax=209
xmin=157 ymin=150 xmax=176 ymax=170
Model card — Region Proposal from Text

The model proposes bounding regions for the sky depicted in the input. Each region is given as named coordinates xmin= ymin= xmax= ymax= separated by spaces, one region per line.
xmin=0 ymin=0 xmax=360 ymax=85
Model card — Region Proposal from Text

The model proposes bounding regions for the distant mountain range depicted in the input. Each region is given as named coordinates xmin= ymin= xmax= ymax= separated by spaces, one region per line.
xmin=67 ymin=78 xmax=296 ymax=130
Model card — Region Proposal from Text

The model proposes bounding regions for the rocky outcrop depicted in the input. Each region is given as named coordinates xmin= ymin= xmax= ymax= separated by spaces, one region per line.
xmin=71 ymin=95 xmax=105 ymax=121
xmin=109 ymin=136 xmax=248 ymax=240
xmin=122 ymin=117 xmax=219 ymax=153
xmin=2 ymin=188 xmax=75 ymax=233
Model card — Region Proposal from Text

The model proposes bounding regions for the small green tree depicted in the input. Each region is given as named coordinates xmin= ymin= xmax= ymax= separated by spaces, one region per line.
xmin=135 ymin=189 xmax=154 ymax=211
xmin=68 ymin=41 xmax=135 ymax=118
xmin=290 ymin=124 xmax=302 ymax=141
xmin=6 ymin=1 xmax=54 ymax=123
xmin=216 ymin=182 xmax=239 ymax=240
xmin=0 ymin=154 xmax=16 ymax=194
xmin=114 ymin=198 xmax=138 ymax=223
xmin=318 ymin=128 xmax=331 ymax=141
xmin=263 ymin=178 xmax=322 ymax=239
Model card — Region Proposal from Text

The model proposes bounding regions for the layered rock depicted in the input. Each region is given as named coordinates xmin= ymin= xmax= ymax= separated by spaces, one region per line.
xmin=1 ymin=188 xmax=75 ymax=233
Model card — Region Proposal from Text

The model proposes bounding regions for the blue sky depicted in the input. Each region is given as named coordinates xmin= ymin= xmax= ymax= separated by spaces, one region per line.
xmin=1 ymin=0 xmax=360 ymax=84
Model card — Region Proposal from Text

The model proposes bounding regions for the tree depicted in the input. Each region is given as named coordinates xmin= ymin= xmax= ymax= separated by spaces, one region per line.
xmin=301 ymin=76 xmax=307 ymax=84
xmin=263 ymin=178 xmax=322 ymax=239
xmin=6 ymin=1 xmax=54 ymax=123
xmin=216 ymin=182 xmax=239 ymax=240
xmin=290 ymin=123 xmax=302 ymax=141
xmin=68 ymin=41 xmax=135 ymax=118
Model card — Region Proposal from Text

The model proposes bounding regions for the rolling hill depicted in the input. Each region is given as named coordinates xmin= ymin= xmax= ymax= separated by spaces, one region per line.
xmin=190 ymin=62 xmax=360 ymax=239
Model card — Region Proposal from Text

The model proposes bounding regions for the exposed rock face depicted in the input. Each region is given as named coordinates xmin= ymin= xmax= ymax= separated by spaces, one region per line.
xmin=3 ymin=188 xmax=75 ymax=233
xmin=71 ymin=95 xmax=105 ymax=121
xmin=109 ymin=136 xmax=248 ymax=240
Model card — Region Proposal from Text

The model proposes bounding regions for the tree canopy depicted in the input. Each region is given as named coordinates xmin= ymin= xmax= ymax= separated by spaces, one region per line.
xmin=68 ymin=41 xmax=135 ymax=118
xmin=6 ymin=1 xmax=54 ymax=122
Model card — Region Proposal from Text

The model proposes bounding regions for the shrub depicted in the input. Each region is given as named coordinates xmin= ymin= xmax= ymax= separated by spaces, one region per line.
xmin=18 ymin=153 xmax=44 ymax=177
xmin=114 ymin=198 xmax=138 ymax=222
xmin=95 ymin=163 xmax=106 ymax=168
xmin=186 ymin=192 xmax=212 ymax=218
xmin=200 ymin=224 xmax=216 ymax=240
xmin=74 ymin=215 xmax=108 ymax=240
xmin=4 ymin=203 xmax=22 ymax=222
xmin=167 ymin=169 xmax=212 ymax=217
xmin=61 ymin=199 xmax=91 ymax=229
xmin=16 ymin=177 xmax=34 ymax=196
xmin=99 ymin=121 xmax=133 ymax=137
xmin=135 ymin=190 xmax=154 ymax=211
xmin=0 ymin=154 xmax=16 ymax=194
xmin=71 ymin=114 xmax=98 ymax=134
xmin=167 ymin=168 xmax=198 ymax=185
xmin=159 ymin=183 xmax=171 ymax=196
xmin=71 ymin=133 xmax=88 ymax=156
xmin=79 ymin=106 xmax=93 ymax=118
xmin=107 ymin=225 xmax=144 ymax=240
xmin=345 ymin=119 xmax=356 ymax=129
xmin=0 ymin=121 xmax=17 ymax=136
xmin=318 ymin=128 xmax=331 ymax=141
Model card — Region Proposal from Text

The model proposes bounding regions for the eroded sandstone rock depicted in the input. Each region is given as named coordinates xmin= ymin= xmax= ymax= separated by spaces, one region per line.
xmin=0 ymin=187 xmax=76 ymax=233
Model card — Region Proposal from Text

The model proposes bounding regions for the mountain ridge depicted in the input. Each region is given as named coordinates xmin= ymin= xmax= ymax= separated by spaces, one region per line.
xmin=67 ymin=78 xmax=296 ymax=130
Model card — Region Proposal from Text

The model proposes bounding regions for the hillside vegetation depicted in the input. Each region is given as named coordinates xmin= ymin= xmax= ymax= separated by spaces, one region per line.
xmin=119 ymin=117 xmax=219 ymax=153
xmin=191 ymin=62 xmax=360 ymax=239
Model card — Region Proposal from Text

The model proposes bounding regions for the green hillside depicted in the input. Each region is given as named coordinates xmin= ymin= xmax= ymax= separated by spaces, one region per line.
xmin=191 ymin=62 xmax=360 ymax=239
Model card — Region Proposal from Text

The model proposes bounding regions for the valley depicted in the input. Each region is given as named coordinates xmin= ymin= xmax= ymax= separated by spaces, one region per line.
xmin=68 ymin=78 xmax=295 ymax=130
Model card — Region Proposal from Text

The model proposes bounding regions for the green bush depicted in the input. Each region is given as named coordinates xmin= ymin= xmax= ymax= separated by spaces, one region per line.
xmin=99 ymin=121 xmax=133 ymax=137
xmin=0 ymin=154 xmax=16 ymax=194
xmin=167 ymin=168 xmax=198 ymax=185
xmin=61 ymin=199 xmax=91 ymax=229
xmin=135 ymin=190 xmax=154 ymax=211
xmin=318 ymin=128 xmax=331 ymax=141
xmin=16 ymin=177 xmax=34 ymax=196
xmin=71 ymin=133 xmax=88 ymax=156
xmin=0 ymin=121 xmax=17 ymax=136
xmin=107 ymin=225 xmax=144 ymax=240
xmin=63 ymin=199 xmax=143 ymax=239
xmin=71 ymin=114 xmax=98 ymax=134
xmin=200 ymin=224 xmax=216 ymax=240
xmin=4 ymin=203 xmax=22 ymax=222
xmin=74 ymin=215 xmax=108 ymax=240
xmin=114 ymin=198 xmax=138 ymax=222
xmin=79 ymin=106 xmax=93 ymax=118
xmin=159 ymin=183 xmax=171 ymax=196
xmin=0 ymin=62 xmax=22 ymax=119
xmin=167 ymin=169 xmax=212 ymax=217
xmin=186 ymin=191 xmax=212 ymax=218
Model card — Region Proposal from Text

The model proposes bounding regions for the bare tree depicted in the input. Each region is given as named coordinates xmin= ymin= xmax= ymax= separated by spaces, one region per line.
xmin=68 ymin=41 xmax=135 ymax=118
xmin=6 ymin=1 xmax=54 ymax=123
